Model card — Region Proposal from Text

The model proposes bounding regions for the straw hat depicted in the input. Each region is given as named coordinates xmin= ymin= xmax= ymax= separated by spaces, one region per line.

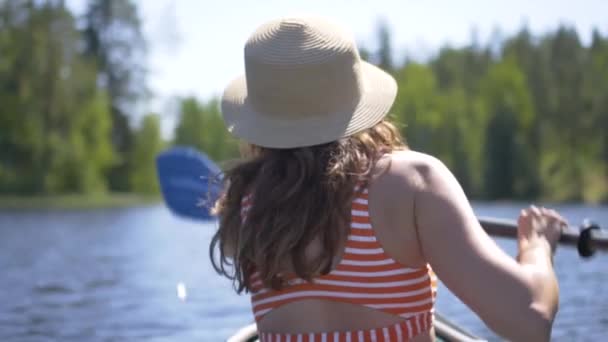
xmin=221 ymin=16 xmax=397 ymax=148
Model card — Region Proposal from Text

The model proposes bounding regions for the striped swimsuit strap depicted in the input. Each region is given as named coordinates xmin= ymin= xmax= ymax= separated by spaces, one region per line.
xmin=246 ymin=186 xmax=438 ymax=340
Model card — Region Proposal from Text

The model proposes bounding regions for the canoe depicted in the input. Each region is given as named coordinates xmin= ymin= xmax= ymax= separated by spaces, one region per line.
xmin=227 ymin=312 xmax=486 ymax=341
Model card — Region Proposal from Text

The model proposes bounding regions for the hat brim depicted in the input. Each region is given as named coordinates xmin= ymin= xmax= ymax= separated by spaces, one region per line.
xmin=221 ymin=61 xmax=397 ymax=148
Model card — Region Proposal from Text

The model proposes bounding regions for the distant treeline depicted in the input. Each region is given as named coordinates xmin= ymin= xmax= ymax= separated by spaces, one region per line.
xmin=1 ymin=1 xmax=606 ymax=202
xmin=375 ymin=24 xmax=608 ymax=202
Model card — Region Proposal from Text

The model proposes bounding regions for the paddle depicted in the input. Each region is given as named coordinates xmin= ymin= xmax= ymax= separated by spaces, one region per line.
xmin=156 ymin=147 xmax=223 ymax=221
xmin=155 ymin=146 xmax=608 ymax=258
xmin=478 ymin=216 xmax=607 ymax=258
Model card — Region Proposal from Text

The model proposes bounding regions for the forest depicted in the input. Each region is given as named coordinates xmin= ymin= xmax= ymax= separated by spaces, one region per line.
xmin=1 ymin=1 xmax=607 ymax=203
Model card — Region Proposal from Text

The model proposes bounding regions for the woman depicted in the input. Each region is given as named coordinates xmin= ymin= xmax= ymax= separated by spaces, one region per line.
xmin=211 ymin=16 xmax=565 ymax=342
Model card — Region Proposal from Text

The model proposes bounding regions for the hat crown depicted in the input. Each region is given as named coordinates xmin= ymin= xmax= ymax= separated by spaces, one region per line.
xmin=243 ymin=17 xmax=364 ymax=118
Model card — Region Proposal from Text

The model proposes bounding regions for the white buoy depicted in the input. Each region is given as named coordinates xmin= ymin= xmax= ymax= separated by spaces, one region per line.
xmin=176 ymin=282 xmax=187 ymax=301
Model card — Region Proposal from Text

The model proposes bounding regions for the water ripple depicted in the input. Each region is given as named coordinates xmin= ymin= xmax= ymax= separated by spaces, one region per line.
xmin=33 ymin=283 xmax=74 ymax=295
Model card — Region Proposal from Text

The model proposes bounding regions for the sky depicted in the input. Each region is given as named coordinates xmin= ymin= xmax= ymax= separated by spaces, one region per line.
xmin=68 ymin=0 xmax=607 ymax=133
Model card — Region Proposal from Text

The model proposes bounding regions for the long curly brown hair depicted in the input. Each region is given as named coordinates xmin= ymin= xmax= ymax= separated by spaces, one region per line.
xmin=210 ymin=119 xmax=406 ymax=293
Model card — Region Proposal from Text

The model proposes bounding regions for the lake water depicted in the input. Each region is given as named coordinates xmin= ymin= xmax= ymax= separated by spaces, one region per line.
xmin=0 ymin=203 xmax=606 ymax=341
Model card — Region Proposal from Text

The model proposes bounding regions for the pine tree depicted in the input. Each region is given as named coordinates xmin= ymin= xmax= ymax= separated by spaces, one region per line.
xmin=83 ymin=0 xmax=147 ymax=191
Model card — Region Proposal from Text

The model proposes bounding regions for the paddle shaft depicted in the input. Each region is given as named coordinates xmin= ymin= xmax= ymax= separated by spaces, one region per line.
xmin=478 ymin=216 xmax=608 ymax=256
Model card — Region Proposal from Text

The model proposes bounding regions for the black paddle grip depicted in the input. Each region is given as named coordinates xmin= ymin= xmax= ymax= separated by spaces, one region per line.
xmin=577 ymin=220 xmax=600 ymax=258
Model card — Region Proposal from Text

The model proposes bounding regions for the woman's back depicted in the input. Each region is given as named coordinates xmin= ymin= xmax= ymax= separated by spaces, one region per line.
xmin=252 ymin=151 xmax=436 ymax=341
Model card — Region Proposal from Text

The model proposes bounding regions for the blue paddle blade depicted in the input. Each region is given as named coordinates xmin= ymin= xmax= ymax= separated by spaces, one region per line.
xmin=156 ymin=147 xmax=223 ymax=220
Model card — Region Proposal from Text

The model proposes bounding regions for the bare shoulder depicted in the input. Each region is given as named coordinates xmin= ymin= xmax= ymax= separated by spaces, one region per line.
xmin=382 ymin=150 xmax=449 ymax=191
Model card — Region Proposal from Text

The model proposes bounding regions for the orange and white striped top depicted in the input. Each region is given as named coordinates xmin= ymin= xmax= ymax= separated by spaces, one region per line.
xmin=242 ymin=187 xmax=438 ymax=341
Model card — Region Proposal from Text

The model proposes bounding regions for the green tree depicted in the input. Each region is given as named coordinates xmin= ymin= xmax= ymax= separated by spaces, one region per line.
xmin=536 ymin=27 xmax=589 ymax=201
xmin=436 ymin=88 xmax=485 ymax=195
xmin=431 ymin=46 xmax=491 ymax=94
xmin=580 ymin=30 xmax=608 ymax=201
xmin=0 ymin=0 xmax=114 ymax=194
xmin=392 ymin=63 xmax=441 ymax=153
xmin=375 ymin=19 xmax=394 ymax=72
xmin=173 ymin=97 xmax=239 ymax=162
xmin=84 ymin=0 xmax=147 ymax=191
xmin=130 ymin=114 xmax=163 ymax=195
xmin=479 ymin=59 xmax=536 ymax=199
xmin=502 ymin=26 xmax=546 ymax=199
xmin=392 ymin=62 xmax=484 ymax=195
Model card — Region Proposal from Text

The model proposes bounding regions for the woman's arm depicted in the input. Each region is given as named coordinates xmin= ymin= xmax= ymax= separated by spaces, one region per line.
xmin=401 ymin=153 xmax=560 ymax=341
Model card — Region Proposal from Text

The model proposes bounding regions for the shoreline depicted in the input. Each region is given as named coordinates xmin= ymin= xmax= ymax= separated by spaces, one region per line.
xmin=0 ymin=193 xmax=161 ymax=211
